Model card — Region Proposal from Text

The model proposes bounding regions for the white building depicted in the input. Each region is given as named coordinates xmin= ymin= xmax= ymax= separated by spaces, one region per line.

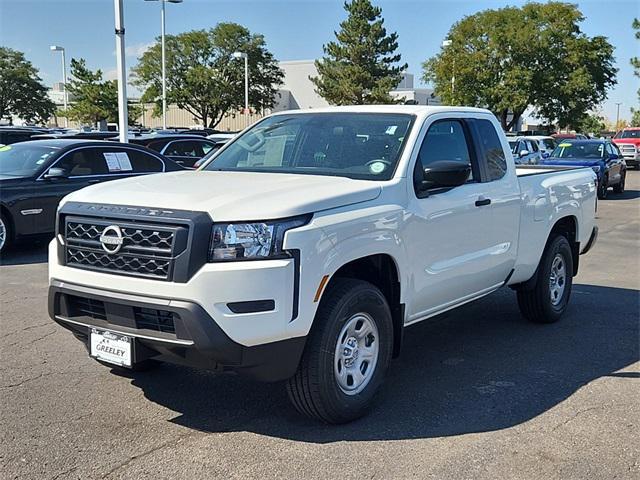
xmin=274 ymin=60 xmax=440 ymax=111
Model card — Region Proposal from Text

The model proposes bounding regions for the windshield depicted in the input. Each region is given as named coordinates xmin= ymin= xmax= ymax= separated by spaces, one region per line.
xmin=551 ymin=142 xmax=605 ymax=160
xmin=615 ymin=130 xmax=640 ymax=139
xmin=202 ymin=113 xmax=414 ymax=180
xmin=0 ymin=143 xmax=59 ymax=176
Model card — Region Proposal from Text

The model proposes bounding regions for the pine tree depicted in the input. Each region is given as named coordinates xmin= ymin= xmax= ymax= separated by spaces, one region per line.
xmin=312 ymin=0 xmax=407 ymax=105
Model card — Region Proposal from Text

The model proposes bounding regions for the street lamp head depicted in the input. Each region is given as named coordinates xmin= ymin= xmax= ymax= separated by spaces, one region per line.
xmin=50 ymin=45 xmax=64 ymax=52
xmin=232 ymin=52 xmax=247 ymax=60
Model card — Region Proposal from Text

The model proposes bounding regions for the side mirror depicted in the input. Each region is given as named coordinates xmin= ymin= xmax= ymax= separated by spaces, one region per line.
xmin=44 ymin=167 xmax=68 ymax=179
xmin=607 ymin=154 xmax=618 ymax=161
xmin=542 ymin=152 xmax=550 ymax=159
xmin=420 ymin=160 xmax=471 ymax=192
xmin=519 ymin=150 xmax=530 ymax=158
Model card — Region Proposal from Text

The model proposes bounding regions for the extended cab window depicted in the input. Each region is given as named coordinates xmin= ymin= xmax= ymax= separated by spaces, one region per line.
xmin=204 ymin=113 xmax=414 ymax=180
xmin=416 ymin=120 xmax=473 ymax=180
xmin=475 ymin=120 xmax=507 ymax=181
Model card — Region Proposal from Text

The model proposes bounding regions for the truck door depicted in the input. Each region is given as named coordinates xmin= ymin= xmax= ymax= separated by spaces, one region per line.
xmin=405 ymin=117 xmax=512 ymax=323
xmin=468 ymin=118 xmax=520 ymax=282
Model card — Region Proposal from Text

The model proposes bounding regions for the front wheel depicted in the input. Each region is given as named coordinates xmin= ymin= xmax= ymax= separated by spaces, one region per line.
xmin=517 ymin=235 xmax=574 ymax=324
xmin=286 ymin=278 xmax=393 ymax=424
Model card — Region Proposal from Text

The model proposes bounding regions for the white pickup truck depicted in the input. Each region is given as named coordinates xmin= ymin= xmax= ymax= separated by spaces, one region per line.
xmin=49 ymin=106 xmax=598 ymax=423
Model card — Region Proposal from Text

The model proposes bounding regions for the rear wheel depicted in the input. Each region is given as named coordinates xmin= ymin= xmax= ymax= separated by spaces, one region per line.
xmin=597 ymin=175 xmax=609 ymax=199
xmin=286 ymin=278 xmax=393 ymax=424
xmin=613 ymin=171 xmax=626 ymax=194
xmin=517 ymin=235 xmax=574 ymax=324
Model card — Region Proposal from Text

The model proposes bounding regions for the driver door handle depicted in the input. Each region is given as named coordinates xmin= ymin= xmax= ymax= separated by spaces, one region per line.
xmin=475 ymin=197 xmax=491 ymax=207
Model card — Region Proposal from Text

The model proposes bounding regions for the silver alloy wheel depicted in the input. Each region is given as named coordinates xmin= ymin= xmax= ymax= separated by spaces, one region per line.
xmin=0 ymin=216 xmax=6 ymax=252
xmin=549 ymin=253 xmax=566 ymax=306
xmin=334 ymin=312 xmax=380 ymax=396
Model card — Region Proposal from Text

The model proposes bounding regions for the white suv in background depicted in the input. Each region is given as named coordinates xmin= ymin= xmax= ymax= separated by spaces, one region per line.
xmin=508 ymin=136 xmax=543 ymax=164
xmin=527 ymin=135 xmax=557 ymax=158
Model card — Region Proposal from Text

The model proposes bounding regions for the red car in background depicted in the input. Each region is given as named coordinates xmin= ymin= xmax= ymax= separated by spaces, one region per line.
xmin=613 ymin=127 xmax=640 ymax=169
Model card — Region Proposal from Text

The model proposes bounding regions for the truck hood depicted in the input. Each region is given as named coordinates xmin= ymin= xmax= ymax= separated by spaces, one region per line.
xmin=62 ymin=170 xmax=382 ymax=221
xmin=613 ymin=138 xmax=640 ymax=145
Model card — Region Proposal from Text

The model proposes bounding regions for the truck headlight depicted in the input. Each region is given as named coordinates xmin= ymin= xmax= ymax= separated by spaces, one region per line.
xmin=208 ymin=216 xmax=310 ymax=261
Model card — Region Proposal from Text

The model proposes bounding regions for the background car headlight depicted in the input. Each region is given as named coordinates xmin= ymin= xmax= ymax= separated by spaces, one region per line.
xmin=208 ymin=216 xmax=310 ymax=261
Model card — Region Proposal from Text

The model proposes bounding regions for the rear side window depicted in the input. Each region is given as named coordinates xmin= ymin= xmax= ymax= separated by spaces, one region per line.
xmin=416 ymin=120 xmax=473 ymax=180
xmin=56 ymin=148 xmax=109 ymax=176
xmin=475 ymin=120 xmax=507 ymax=181
xmin=543 ymin=139 xmax=556 ymax=150
xmin=126 ymin=149 xmax=163 ymax=172
xmin=164 ymin=140 xmax=205 ymax=158
xmin=528 ymin=140 xmax=539 ymax=152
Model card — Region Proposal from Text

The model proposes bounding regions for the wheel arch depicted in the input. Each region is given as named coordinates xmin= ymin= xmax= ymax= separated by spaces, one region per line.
xmin=321 ymin=253 xmax=405 ymax=358
xmin=513 ymin=214 xmax=580 ymax=292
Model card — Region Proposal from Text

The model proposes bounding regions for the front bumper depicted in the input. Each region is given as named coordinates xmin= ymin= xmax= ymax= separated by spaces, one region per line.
xmin=49 ymin=280 xmax=306 ymax=381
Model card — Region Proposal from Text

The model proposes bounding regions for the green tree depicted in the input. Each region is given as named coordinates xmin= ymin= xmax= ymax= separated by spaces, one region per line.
xmin=64 ymin=59 xmax=140 ymax=126
xmin=630 ymin=19 xmax=640 ymax=126
xmin=0 ymin=47 xmax=55 ymax=124
xmin=132 ymin=23 xmax=283 ymax=128
xmin=574 ymin=113 xmax=606 ymax=136
xmin=422 ymin=2 xmax=617 ymax=130
xmin=311 ymin=0 xmax=407 ymax=105
xmin=631 ymin=18 xmax=640 ymax=100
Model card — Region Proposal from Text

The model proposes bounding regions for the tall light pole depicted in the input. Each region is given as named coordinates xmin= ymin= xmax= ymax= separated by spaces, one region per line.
xmin=233 ymin=52 xmax=249 ymax=127
xmin=49 ymin=45 xmax=68 ymax=127
xmin=114 ymin=0 xmax=128 ymax=143
xmin=442 ymin=39 xmax=454 ymax=104
xmin=145 ymin=0 xmax=183 ymax=130
xmin=615 ymin=102 xmax=622 ymax=131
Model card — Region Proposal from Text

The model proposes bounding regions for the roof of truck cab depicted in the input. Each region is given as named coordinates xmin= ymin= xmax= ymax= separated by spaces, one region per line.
xmin=271 ymin=105 xmax=493 ymax=116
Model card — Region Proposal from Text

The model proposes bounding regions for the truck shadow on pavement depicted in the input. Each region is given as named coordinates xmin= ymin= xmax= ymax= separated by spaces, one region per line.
xmin=127 ymin=283 xmax=639 ymax=443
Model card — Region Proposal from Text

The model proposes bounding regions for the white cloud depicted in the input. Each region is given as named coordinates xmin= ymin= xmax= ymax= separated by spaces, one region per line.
xmin=124 ymin=42 xmax=154 ymax=58
xmin=104 ymin=68 xmax=118 ymax=81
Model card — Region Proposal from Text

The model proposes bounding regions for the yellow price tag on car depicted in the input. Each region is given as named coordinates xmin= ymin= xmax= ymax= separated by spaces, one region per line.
xmin=558 ymin=143 xmax=572 ymax=147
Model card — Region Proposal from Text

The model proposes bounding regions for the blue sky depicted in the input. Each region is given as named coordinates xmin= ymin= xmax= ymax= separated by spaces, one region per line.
xmin=1 ymin=0 xmax=638 ymax=121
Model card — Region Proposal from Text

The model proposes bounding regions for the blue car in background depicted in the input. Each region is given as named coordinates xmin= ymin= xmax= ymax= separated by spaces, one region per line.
xmin=541 ymin=139 xmax=627 ymax=199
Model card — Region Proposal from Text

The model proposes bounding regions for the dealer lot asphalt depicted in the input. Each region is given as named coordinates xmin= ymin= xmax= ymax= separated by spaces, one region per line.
xmin=1 ymin=173 xmax=639 ymax=480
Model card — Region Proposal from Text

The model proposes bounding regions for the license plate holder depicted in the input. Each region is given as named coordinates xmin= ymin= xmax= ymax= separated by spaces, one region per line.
xmin=90 ymin=328 xmax=133 ymax=368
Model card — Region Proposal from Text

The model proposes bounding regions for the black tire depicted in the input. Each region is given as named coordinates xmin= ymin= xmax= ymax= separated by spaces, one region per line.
xmin=597 ymin=175 xmax=608 ymax=199
xmin=0 ymin=212 xmax=12 ymax=254
xmin=517 ymin=235 xmax=574 ymax=324
xmin=613 ymin=171 xmax=625 ymax=194
xmin=286 ymin=278 xmax=393 ymax=424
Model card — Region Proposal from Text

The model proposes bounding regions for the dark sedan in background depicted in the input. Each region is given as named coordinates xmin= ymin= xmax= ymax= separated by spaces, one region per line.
xmin=0 ymin=140 xmax=184 ymax=252
xmin=540 ymin=139 xmax=626 ymax=199
xmin=124 ymin=134 xmax=219 ymax=168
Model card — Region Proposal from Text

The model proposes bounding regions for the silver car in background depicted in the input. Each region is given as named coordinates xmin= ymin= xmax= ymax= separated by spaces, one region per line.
xmin=508 ymin=136 xmax=543 ymax=164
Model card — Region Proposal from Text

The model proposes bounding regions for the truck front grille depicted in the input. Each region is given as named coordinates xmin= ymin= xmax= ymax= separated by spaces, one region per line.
xmin=619 ymin=144 xmax=636 ymax=157
xmin=64 ymin=217 xmax=187 ymax=281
